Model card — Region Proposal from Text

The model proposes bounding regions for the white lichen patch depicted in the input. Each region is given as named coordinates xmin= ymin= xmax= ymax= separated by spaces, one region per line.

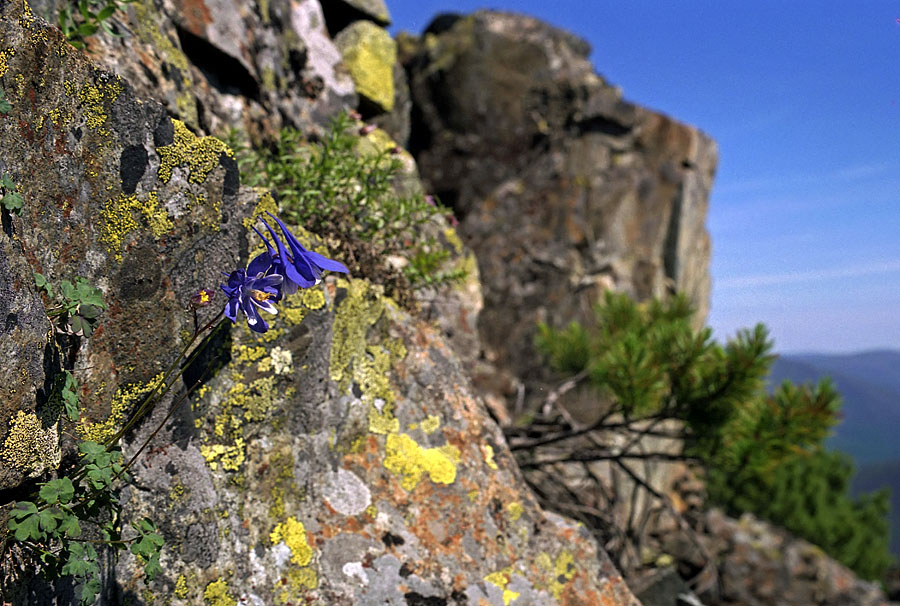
xmin=342 ymin=562 xmax=369 ymax=585
xmin=269 ymin=346 xmax=293 ymax=376
xmin=321 ymin=468 xmax=371 ymax=516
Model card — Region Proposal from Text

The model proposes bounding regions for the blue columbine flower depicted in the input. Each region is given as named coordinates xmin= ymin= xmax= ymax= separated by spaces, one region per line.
xmin=256 ymin=212 xmax=348 ymax=295
xmin=221 ymin=267 xmax=283 ymax=333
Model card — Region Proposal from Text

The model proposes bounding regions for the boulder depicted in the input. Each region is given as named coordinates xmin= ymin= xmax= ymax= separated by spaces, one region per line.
xmin=404 ymin=11 xmax=716 ymax=392
xmin=335 ymin=19 xmax=397 ymax=114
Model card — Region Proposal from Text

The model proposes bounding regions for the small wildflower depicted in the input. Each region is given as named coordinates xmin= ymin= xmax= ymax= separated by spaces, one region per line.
xmin=424 ymin=194 xmax=436 ymax=207
xmin=261 ymin=212 xmax=348 ymax=294
xmin=447 ymin=213 xmax=459 ymax=227
xmin=359 ymin=123 xmax=377 ymax=136
xmin=190 ymin=288 xmax=216 ymax=308
xmin=221 ymin=268 xmax=283 ymax=333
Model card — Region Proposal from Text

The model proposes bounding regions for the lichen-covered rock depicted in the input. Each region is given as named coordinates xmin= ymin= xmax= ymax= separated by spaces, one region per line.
xmin=0 ymin=201 xmax=58 ymax=489
xmin=110 ymin=276 xmax=640 ymax=605
xmin=80 ymin=0 xmax=356 ymax=139
xmin=0 ymin=4 xmax=639 ymax=605
xmin=404 ymin=11 xmax=717 ymax=390
xmin=0 ymin=0 xmax=257 ymax=490
xmin=335 ymin=19 xmax=397 ymax=113
xmin=675 ymin=510 xmax=895 ymax=606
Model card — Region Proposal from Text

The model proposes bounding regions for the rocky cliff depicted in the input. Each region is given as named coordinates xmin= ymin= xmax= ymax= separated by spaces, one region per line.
xmin=0 ymin=1 xmax=893 ymax=606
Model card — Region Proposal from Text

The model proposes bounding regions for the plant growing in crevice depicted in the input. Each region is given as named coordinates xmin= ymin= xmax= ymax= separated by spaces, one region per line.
xmin=228 ymin=112 xmax=465 ymax=306
xmin=36 ymin=274 xmax=107 ymax=338
xmin=1 ymin=172 xmax=23 ymax=215
xmin=55 ymin=0 xmax=136 ymax=49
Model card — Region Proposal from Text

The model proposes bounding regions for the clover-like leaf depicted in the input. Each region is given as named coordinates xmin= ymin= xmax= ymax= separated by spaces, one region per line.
xmin=39 ymin=477 xmax=75 ymax=505
xmin=57 ymin=513 xmax=83 ymax=538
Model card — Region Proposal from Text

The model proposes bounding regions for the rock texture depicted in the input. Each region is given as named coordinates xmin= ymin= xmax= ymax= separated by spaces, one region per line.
xmin=403 ymin=11 xmax=716 ymax=388
xmin=0 ymin=0 xmax=257 ymax=497
xmin=25 ymin=0 xmax=359 ymax=139
xmin=0 ymin=3 xmax=640 ymax=605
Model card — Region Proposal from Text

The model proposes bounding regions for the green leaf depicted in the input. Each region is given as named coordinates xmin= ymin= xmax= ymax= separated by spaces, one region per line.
xmin=62 ymin=371 xmax=80 ymax=421
xmin=8 ymin=502 xmax=41 ymax=541
xmin=58 ymin=514 xmax=83 ymax=538
xmin=37 ymin=508 xmax=62 ymax=534
xmin=143 ymin=552 xmax=162 ymax=582
xmin=0 ymin=173 xmax=13 ymax=189
xmin=80 ymin=577 xmax=102 ymax=606
xmin=1 ymin=190 xmax=23 ymax=214
xmin=33 ymin=272 xmax=53 ymax=297
xmin=39 ymin=477 xmax=75 ymax=504
xmin=78 ymin=440 xmax=106 ymax=459
xmin=96 ymin=5 xmax=115 ymax=20
xmin=0 ymin=89 xmax=10 ymax=115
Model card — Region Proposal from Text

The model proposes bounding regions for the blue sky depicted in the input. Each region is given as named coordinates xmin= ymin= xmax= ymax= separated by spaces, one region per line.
xmin=388 ymin=1 xmax=900 ymax=354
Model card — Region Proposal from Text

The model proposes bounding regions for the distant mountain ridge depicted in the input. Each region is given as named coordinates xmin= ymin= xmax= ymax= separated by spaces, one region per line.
xmin=769 ymin=349 xmax=900 ymax=556
xmin=769 ymin=349 xmax=900 ymax=464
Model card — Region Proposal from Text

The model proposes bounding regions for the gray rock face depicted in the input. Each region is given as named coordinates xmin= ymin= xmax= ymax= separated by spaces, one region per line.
xmin=404 ymin=11 xmax=716 ymax=386
xmin=82 ymin=0 xmax=357 ymax=139
xmin=0 ymin=4 xmax=640 ymax=605
xmin=0 ymin=0 xmax=256 ymax=492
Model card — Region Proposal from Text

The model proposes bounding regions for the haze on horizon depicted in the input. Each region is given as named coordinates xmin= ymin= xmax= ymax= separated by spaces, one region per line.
xmin=389 ymin=1 xmax=900 ymax=355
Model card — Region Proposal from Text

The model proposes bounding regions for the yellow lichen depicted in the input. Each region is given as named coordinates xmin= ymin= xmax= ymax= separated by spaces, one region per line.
xmin=482 ymin=444 xmax=499 ymax=470
xmin=507 ymin=502 xmax=524 ymax=522
xmin=200 ymin=438 xmax=246 ymax=471
xmin=99 ymin=192 xmax=173 ymax=261
xmin=484 ymin=569 xmax=520 ymax=605
xmin=1 ymin=411 xmax=60 ymax=476
xmin=235 ymin=345 xmax=268 ymax=364
xmin=270 ymin=517 xmax=313 ymax=566
xmin=368 ymin=401 xmax=400 ymax=435
xmin=243 ymin=191 xmax=278 ymax=230
xmin=275 ymin=567 xmax=317 ymax=604
xmin=0 ymin=48 xmax=15 ymax=79
xmin=548 ymin=551 xmax=577 ymax=599
xmin=337 ymin=21 xmax=396 ymax=111
xmin=420 ymin=414 xmax=440 ymax=434
xmin=78 ymin=77 xmax=122 ymax=137
xmin=79 ymin=374 xmax=164 ymax=442
xmin=203 ymin=578 xmax=236 ymax=606
xmin=383 ymin=433 xmax=459 ymax=490
xmin=468 ymin=489 xmax=479 ymax=502
xmin=174 ymin=574 xmax=189 ymax=598
xmin=157 ymin=119 xmax=234 ymax=184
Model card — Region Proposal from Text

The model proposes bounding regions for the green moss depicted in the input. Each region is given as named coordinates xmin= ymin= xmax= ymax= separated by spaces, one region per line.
xmin=157 ymin=119 xmax=234 ymax=184
xmin=1 ymin=411 xmax=60 ymax=476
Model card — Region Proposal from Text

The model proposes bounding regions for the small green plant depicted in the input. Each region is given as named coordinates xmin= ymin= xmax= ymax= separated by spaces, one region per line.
xmin=36 ymin=274 xmax=107 ymax=338
xmin=8 ymin=443 xmax=162 ymax=605
xmin=0 ymin=87 xmax=11 ymax=115
xmin=56 ymin=0 xmax=136 ymax=49
xmin=1 ymin=172 xmax=23 ymax=215
xmin=229 ymin=113 xmax=464 ymax=304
